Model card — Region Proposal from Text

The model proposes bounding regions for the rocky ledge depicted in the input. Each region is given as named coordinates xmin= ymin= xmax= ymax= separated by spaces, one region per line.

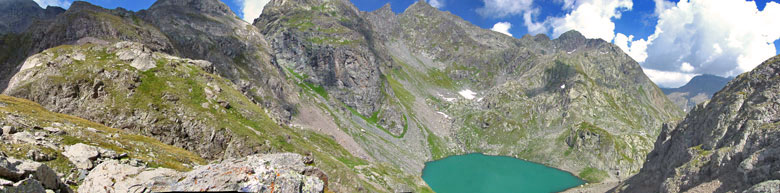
xmin=78 ymin=153 xmax=325 ymax=193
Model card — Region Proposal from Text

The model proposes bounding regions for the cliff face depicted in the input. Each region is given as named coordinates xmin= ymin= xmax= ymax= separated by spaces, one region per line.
xmin=0 ymin=0 xmax=64 ymax=35
xmin=139 ymin=0 xmax=298 ymax=120
xmin=613 ymin=55 xmax=780 ymax=193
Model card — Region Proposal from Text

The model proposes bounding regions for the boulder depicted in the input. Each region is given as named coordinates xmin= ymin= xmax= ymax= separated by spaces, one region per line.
xmin=61 ymin=144 xmax=100 ymax=170
xmin=0 ymin=178 xmax=45 ymax=193
xmin=1 ymin=126 xmax=14 ymax=136
xmin=77 ymin=160 xmax=180 ymax=193
xmin=41 ymin=127 xmax=63 ymax=135
xmin=169 ymin=153 xmax=324 ymax=193
xmin=26 ymin=150 xmax=56 ymax=162
xmin=0 ymin=178 xmax=12 ymax=186
xmin=743 ymin=180 xmax=780 ymax=193
xmin=0 ymin=157 xmax=71 ymax=193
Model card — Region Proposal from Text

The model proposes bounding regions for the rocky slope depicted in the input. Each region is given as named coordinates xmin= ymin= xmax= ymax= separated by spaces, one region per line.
xmin=0 ymin=0 xmax=686 ymax=191
xmin=79 ymin=153 xmax=324 ymax=193
xmin=662 ymin=74 xmax=733 ymax=112
xmin=0 ymin=1 xmax=174 ymax=91
xmin=0 ymin=94 xmax=203 ymax=192
xmin=138 ymin=0 xmax=298 ymax=120
xmin=611 ymin=55 xmax=780 ymax=193
xmin=3 ymin=41 xmax=426 ymax=192
xmin=253 ymin=0 xmax=682 ymax=183
xmin=0 ymin=94 xmax=327 ymax=193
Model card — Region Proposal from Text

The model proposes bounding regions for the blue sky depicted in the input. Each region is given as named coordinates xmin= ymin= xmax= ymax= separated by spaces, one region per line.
xmin=33 ymin=0 xmax=780 ymax=88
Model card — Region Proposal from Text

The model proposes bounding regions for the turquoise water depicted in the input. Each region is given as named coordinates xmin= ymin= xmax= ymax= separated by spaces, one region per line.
xmin=422 ymin=153 xmax=585 ymax=193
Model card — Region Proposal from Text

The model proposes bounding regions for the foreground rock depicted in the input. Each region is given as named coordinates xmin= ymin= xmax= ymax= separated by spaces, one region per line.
xmin=62 ymin=143 xmax=120 ymax=170
xmin=0 ymin=156 xmax=72 ymax=193
xmin=611 ymin=55 xmax=780 ymax=192
xmin=79 ymin=153 xmax=325 ymax=193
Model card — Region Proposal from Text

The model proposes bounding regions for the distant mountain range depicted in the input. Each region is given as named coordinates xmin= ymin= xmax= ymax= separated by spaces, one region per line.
xmin=661 ymin=74 xmax=733 ymax=112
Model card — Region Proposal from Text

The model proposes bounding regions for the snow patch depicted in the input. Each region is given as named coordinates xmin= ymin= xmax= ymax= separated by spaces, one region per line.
xmin=437 ymin=112 xmax=450 ymax=119
xmin=459 ymin=89 xmax=477 ymax=100
xmin=437 ymin=93 xmax=457 ymax=102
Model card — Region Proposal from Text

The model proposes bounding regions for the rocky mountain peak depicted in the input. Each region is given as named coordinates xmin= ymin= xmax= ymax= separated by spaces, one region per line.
xmin=66 ymin=1 xmax=109 ymax=12
xmin=403 ymin=0 xmax=438 ymax=15
xmin=557 ymin=30 xmax=586 ymax=42
xmin=612 ymin=54 xmax=780 ymax=193
xmin=149 ymin=0 xmax=235 ymax=17
xmin=374 ymin=3 xmax=394 ymax=16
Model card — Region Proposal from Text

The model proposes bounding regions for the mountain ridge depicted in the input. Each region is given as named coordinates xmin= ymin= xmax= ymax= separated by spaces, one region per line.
xmin=662 ymin=74 xmax=733 ymax=111
xmin=0 ymin=0 xmax=686 ymax=192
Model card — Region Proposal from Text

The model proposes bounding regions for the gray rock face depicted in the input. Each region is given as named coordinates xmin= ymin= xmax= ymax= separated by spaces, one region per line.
xmin=743 ymin=180 xmax=780 ymax=193
xmin=79 ymin=153 xmax=324 ymax=193
xmin=139 ymin=0 xmax=298 ymax=121
xmin=0 ymin=178 xmax=46 ymax=193
xmin=0 ymin=1 xmax=174 ymax=92
xmin=256 ymin=0 xmax=386 ymax=121
xmin=612 ymin=55 xmax=780 ymax=193
xmin=0 ymin=0 xmax=64 ymax=35
xmin=0 ymin=156 xmax=71 ymax=193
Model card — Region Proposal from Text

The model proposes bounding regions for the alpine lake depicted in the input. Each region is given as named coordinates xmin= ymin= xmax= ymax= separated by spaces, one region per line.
xmin=422 ymin=153 xmax=585 ymax=193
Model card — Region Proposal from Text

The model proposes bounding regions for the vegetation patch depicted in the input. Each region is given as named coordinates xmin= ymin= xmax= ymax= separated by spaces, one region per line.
xmin=578 ymin=167 xmax=609 ymax=183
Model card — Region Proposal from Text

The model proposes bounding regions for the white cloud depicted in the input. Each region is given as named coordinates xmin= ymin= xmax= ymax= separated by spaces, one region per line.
xmin=428 ymin=0 xmax=445 ymax=9
xmin=490 ymin=22 xmax=513 ymax=36
xmin=614 ymin=33 xmax=649 ymax=62
xmin=33 ymin=0 xmax=71 ymax=8
xmin=523 ymin=9 xmax=547 ymax=35
xmin=476 ymin=0 xmax=534 ymax=18
xmin=619 ymin=0 xmax=780 ymax=87
xmin=549 ymin=0 xmax=633 ymax=42
xmin=653 ymin=0 xmax=674 ymax=16
xmin=642 ymin=68 xmax=698 ymax=88
xmin=680 ymin=62 xmax=694 ymax=72
xmin=238 ymin=0 xmax=271 ymax=22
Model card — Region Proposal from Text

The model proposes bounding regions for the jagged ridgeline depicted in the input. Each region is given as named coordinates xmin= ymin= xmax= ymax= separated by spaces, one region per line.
xmin=0 ymin=0 xmax=683 ymax=192
xmin=612 ymin=55 xmax=780 ymax=193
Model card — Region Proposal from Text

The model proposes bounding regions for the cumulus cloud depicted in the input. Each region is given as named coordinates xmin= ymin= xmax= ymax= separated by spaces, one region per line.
xmin=238 ymin=0 xmax=271 ymax=22
xmin=613 ymin=33 xmax=649 ymax=62
xmin=476 ymin=0 xmax=534 ymax=18
xmin=549 ymin=0 xmax=633 ymax=42
xmin=523 ymin=9 xmax=547 ymax=35
xmin=490 ymin=22 xmax=513 ymax=36
xmin=33 ymin=0 xmax=71 ymax=8
xmin=514 ymin=0 xmax=633 ymax=42
xmin=643 ymin=68 xmax=698 ymax=88
xmin=428 ymin=0 xmax=445 ymax=9
xmin=619 ymin=0 xmax=780 ymax=86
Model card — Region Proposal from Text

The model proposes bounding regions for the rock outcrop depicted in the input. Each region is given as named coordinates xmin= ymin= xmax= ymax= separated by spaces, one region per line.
xmin=139 ymin=0 xmax=298 ymax=121
xmin=0 ymin=156 xmax=72 ymax=193
xmin=4 ymin=41 xmax=261 ymax=160
xmin=612 ymin=55 xmax=780 ymax=192
xmin=79 ymin=153 xmax=325 ymax=193
xmin=0 ymin=0 xmax=174 ymax=92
